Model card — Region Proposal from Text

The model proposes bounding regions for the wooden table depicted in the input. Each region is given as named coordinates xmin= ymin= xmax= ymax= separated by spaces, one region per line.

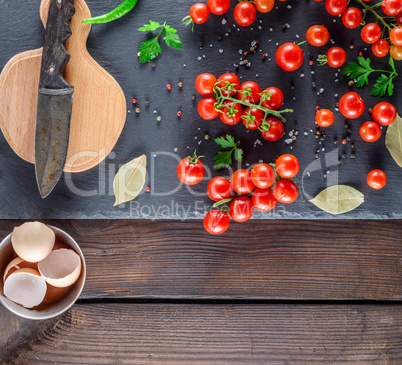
xmin=1 ymin=219 xmax=401 ymax=364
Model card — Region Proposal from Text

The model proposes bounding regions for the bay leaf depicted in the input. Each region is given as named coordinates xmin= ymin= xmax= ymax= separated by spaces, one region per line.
xmin=113 ymin=155 xmax=147 ymax=206
xmin=309 ymin=185 xmax=364 ymax=215
xmin=385 ymin=113 xmax=402 ymax=168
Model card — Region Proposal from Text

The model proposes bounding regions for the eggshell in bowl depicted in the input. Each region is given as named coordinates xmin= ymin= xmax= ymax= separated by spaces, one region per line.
xmin=3 ymin=257 xmax=23 ymax=283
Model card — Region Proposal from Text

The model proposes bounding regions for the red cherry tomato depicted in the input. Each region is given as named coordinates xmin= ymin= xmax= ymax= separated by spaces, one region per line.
xmin=230 ymin=169 xmax=255 ymax=195
xmin=197 ymin=96 xmax=218 ymax=120
xmin=390 ymin=45 xmax=402 ymax=60
xmin=366 ymin=169 xmax=387 ymax=190
xmin=273 ymin=180 xmax=299 ymax=204
xmin=237 ymin=81 xmax=261 ymax=104
xmin=195 ymin=73 xmax=217 ymax=96
xmin=254 ymin=0 xmax=275 ymax=13
xmin=339 ymin=92 xmax=365 ymax=119
xmin=252 ymin=188 xmax=278 ymax=212
xmin=359 ymin=121 xmax=382 ymax=142
xmin=204 ymin=210 xmax=230 ymax=235
xmin=325 ymin=0 xmax=347 ymax=15
xmin=189 ymin=3 xmax=210 ymax=24
xmin=229 ymin=196 xmax=254 ymax=222
xmin=234 ymin=1 xmax=257 ymax=27
xmin=261 ymin=87 xmax=284 ymax=110
xmin=342 ymin=7 xmax=362 ymax=29
xmin=306 ymin=25 xmax=330 ymax=47
xmin=217 ymin=73 xmax=240 ymax=96
xmin=275 ymin=154 xmax=300 ymax=179
xmin=390 ymin=27 xmax=402 ymax=46
xmin=372 ymin=39 xmax=390 ymax=58
xmin=207 ymin=0 xmax=231 ymax=15
xmin=397 ymin=13 xmax=402 ymax=25
xmin=382 ymin=0 xmax=402 ymax=16
xmin=250 ymin=163 xmax=275 ymax=189
xmin=361 ymin=23 xmax=382 ymax=44
xmin=177 ymin=152 xmax=205 ymax=185
xmin=371 ymin=102 xmax=397 ymax=126
xmin=315 ymin=109 xmax=335 ymax=127
xmin=242 ymin=107 xmax=264 ymax=130
xmin=219 ymin=101 xmax=243 ymax=125
xmin=326 ymin=47 xmax=347 ymax=67
xmin=207 ymin=176 xmax=232 ymax=201
xmin=261 ymin=118 xmax=284 ymax=142
xmin=276 ymin=43 xmax=304 ymax=71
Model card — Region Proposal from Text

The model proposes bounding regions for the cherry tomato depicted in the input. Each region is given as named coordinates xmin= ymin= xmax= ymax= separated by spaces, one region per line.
xmin=326 ymin=47 xmax=347 ymax=68
xmin=371 ymin=102 xmax=397 ymax=126
xmin=372 ymin=39 xmax=390 ymax=58
xmin=207 ymin=176 xmax=232 ymax=201
xmin=242 ymin=107 xmax=264 ymax=130
xmin=219 ymin=101 xmax=243 ymax=125
xmin=254 ymin=0 xmax=275 ymax=13
xmin=261 ymin=118 xmax=285 ymax=142
xmin=359 ymin=121 xmax=382 ymax=142
xmin=315 ymin=109 xmax=335 ymax=127
xmin=342 ymin=7 xmax=362 ymax=29
xmin=390 ymin=45 xmax=402 ymax=60
xmin=261 ymin=87 xmax=284 ymax=110
xmin=250 ymin=163 xmax=275 ymax=189
xmin=339 ymin=92 xmax=365 ymax=119
xmin=397 ymin=13 xmax=402 ymax=25
xmin=382 ymin=0 xmax=402 ymax=16
xmin=177 ymin=152 xmax=205 ymax=185
xmin=366 ymin=169 xmax=387 ymax=190
xmin=275 ymin=154 xmax=300 ymax=179
xmin=197 ymin=96 xmax=218 ymax=120
xmin=361 ymin=23 xmax=382 ymax=44
xmin=234 ymin=2 xmax=257 ymax=27
xmin=189 ymin=3 xmax=210 ymax=24
xmin=229 ymin=196 xmax=254 ymax=222
xmin=230 ymin=169 xmax=255 ymax=195
xmin=306 ymin=25 xmax=330 ymax=47
xmin=276 ymin=43 xmax=304 ymax=71
xmin=237 ymin=81 xmax=261 ymax=104
xmin=390 ymin=27 xmax=402 ymax=46
xmin=217 ymin=73 xmax=240 ymax=96
xmin=195 ymin=73 xmax=217 ymax=96
xmin=273 ymin=180 xmax=299 ymax=204
xmin=251 ymin=188 xmax=277 ymax=212
xmin=207 ymin=0 xmax=231 ymax=15
xmin=204 ymin=210 xmax=230 ymax=235
xmin=325 ymin=0 xmax=347 ymax=15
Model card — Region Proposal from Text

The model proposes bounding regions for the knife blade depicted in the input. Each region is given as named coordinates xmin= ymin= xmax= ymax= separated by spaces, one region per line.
xmin=35 ymin=0 xmax=75 ymax=198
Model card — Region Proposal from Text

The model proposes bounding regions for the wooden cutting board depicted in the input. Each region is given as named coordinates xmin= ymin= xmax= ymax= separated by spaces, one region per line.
xmin=0 ymin=0 xmax=126 ymax=172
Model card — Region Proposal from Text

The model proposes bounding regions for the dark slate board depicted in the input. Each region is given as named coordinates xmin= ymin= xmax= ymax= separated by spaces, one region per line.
xmin=0 ymin=0 xmax=401 ymax=219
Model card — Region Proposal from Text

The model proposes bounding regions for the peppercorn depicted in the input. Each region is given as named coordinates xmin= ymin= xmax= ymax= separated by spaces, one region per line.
xmin=348 ymin=80 xmax=354 ymax=86
xmin=338 ymin=158 xmax=342 ymax=165
xmin=199 ymin=41 xmax=203 ymax=47
xmin=177 ymin=111 xmax=182 ymax=117
xmin=351 ymin=152 xmax=356 ymax=158
xmin=312 ymin=81 xmax=316 ymax=88
xmin=152 ymin=62 xmax=156 ymax=68
xmin=135 ymin=108 xmax=140 ymax=114
xmin=334 ymin=138 xmax=338 ymax=144
xmin=347 ymin=127 xmax=352 ymax=133
xmin=228 ymin=28 xmax=233 ymax=33
xmin=205 ymin=134 xmax=210 ymax=140
xmin=218 ymin=36 xmax=222 ymax=41
xmin=342 ymin=139 xmax=347 ymax=145
xmin=350 ymin=43 xmax=354 ymax=49
xmin=166 ymin=84 xmax=172 ymax=90
xmin=244 ymin=59 xmax=249 ymax=65
xmin=262 ymin=53 xmax=268 ymax=60
xmin=315 ymin=153 xmax=319 ymax=159
xmin=291 ymin=135 xmax=296 ymax=140
xmin=192 ymin=95 xmax=196 ymax=101
xmin=145 ymin=100 xmax=150 ymax=107
xmin=250 ymin=47 xmax=255 ymax=52
xmin=320 ymin=135 xmax=325 ymax=141
xmin=342 ymin=153 xmax=346 ymax=159
xmin=132 ymin=98 xmax=137 ymax=104
xmin=316 ymin=130 xmax=321 ymax=135
xmin=146 ymin=187 xmax=151 ymax=193
xmin=178 ymin=82 xmax=183 ymax=88
xmin=351 ymin=142 xmax=355 ymax=148
xmin=156 ymin=116 xmax=162 ymax=121
xmin=323 ymin=173 xmax=327 ymax=179
xmin=244 ymin=51 xmax=248 ymax=57
xmin=346 ymin=135 xmax=351 ymax=141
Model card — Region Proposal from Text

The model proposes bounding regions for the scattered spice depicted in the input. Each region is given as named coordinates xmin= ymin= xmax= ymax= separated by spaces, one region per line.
xmin=146 ymin=186 xmax=151 ymax=193
xmin=135 ymin=108 xmax=140 ymax=114
xmin=342 ymin=139 xmax=347 ymax=145
xmin=132 ymin=98 xmax=137 ymax=104
xmin=166 ymin=84 xmax=172 ymax=90
xmin=177 ymin=111 xmax=182 ymax=117
xmin=334 ymin=138 xmax=338 ymax=144
xmin=178 ymin=81 xmax=183 ymax=88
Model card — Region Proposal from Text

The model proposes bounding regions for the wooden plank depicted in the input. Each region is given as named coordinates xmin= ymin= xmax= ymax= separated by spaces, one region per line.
xmin=2 ymin=303 xmax=401 ymax=364
xmin=1 ymin=220 xmax=401 ymax=300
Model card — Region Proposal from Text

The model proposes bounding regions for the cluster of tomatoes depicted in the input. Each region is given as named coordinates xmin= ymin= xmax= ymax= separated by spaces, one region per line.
xmin=195 ymin=72 xmax=286 ymax=142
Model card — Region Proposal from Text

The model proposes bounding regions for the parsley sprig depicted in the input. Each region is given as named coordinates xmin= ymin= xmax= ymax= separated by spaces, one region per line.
xmin=138 ymin=21 xmax=182 ymax=63
xmin=214 ymin=135 xmax=243 ymax=170
xmin=341 ymin=56 xmax=398 ymax=97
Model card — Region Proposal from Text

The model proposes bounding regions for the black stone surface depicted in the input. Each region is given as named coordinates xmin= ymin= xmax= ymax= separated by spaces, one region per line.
xmin=0 ymin=0 xmax=401 ymax=219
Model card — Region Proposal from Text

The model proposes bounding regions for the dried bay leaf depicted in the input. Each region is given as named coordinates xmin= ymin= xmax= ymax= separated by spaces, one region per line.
xmin=310 ymin=185 xmax=364 ymax=215
xmin=385 ymin=113 xmax=402 ymax=168
xmin=113 ymin=155 xmax=147 ymax=206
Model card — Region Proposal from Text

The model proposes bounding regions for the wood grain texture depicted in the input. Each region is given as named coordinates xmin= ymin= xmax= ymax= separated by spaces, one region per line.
xmin=0 ymin=0 xmax=126 ymax=172
xmin=1 ymin=303 xmax=401 ymax=364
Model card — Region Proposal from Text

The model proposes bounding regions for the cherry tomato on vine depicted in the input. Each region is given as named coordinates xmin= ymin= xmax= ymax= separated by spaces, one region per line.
xmin=254 ymin=0 xmax=275 ymax=13
xmin=342 ymin=7 xmax=362 ymax=29
xmin=229 ymin=196 xmax=254 ymax=222
xmin=261 ymin=87 xmax=284 ymax=110
xmin=366 ymin=170 xmax=387 ymax=190
xmin=177 ymin=151 xmax=205 ymax=185
xmin=372 ymin=39 xmax=390 ymax=58
xmin=339 ymin=92 xmax=365 ymax=119
xmin=325 ymin=0 xmax=347 ymax=15
xmin=234 ymin=1 xmax=257 ymax=27
xmin=390 ymin=27 xmax=402 ymax=47
xmin=273 ymin=180 xmax=299 ymax=204
xmin=382 ymin=0 xmax=402 ymax=16
xmin=361 ymin=23 xmax=382 ymax=44
xmin=250 ymin=163 xmax=275 ymax=189
xmin=315 ymin=109 xmax=334 ymax=127
xmin=276 ymin=42 xmax=304 ymax=71
xmin=326 ymin=47 xmax=347 ymax=68
xmin=207 ymin=176 xmax=232 ymax=201
xmin=242 ymin=107 xmax=264 ymax=130
xmin=371 ymin=102 xmax=397 ymax=126
xmin=197 ymin=96 xmax=219 ymax=120
xmin=397 ymin=14 xmax=402 ymax=25
xmin=237 ymin=81 xmax=261 ymax=104
xmin=261 ymin=118 xmax=284 ymax=142
xmin=217 ymin=73 xmax=240 ymax=96
xmin=207 ymin=0 xmax=231 ymax=15
xmin=219 ymin=101 xmax=243 ymax=125
xmin=195 ymin=73 xmax=217 ymax=96
xmin=275 ymin=154 xmax=300 ymax=179
xmin=390 ymin=45 xmax=402 ymax=60
xmin=306 ymin=25 xmax=330 ymax=47
xmin=189 ymin=3 xmax=210 ymax=24
xmin=359 ymin=121 xmax=382 ymax=142
xmin=204 ymin=210 xmax=230 ymax=235
xmin=230 ymin=169 xmax=255 ymax=195
xmin=252 ymin=188 xmax=277 ymax=212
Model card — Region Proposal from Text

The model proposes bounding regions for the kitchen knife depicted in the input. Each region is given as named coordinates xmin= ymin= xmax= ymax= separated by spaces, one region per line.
xmin=35 ymin=0 xmax=75 ymax=198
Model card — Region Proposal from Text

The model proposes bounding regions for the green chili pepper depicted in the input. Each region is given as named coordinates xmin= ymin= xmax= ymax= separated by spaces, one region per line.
xmin=82 ymin=0 xmax=139 ymax=24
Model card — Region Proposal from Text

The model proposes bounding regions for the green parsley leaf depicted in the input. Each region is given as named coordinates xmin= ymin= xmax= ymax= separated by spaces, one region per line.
xmin=139 ymin=37 xmax=162 ymax=63
xmin=214 ymin=150 xmax=233 ymax=170
xmin=371 ymin=74 xmax=395 ymax=97
xmin=214 ymin=135 xmax=243 ymax=170
xmin=214 ymin=135 xmax=236 ymax=149
xmin=138 ymin=21 xmax=161 ymax=32
xmin=341 ymin=57 xmax=373 ymax=87
xmin=234 ymin=148 xmax=243 ymax=162
xmin=164 ymin=25 xmax=182 ymax=49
